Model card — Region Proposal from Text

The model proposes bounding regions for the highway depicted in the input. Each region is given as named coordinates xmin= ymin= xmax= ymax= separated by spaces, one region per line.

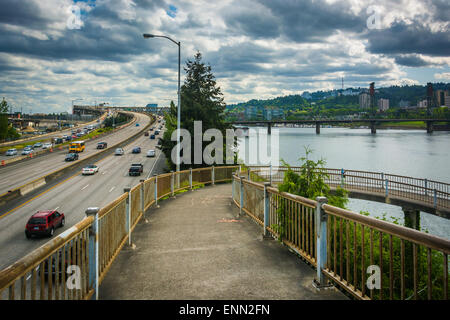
xmin=0 ymin=113 xmax=107 ymax=151
xmin=0 ymin=112 xmax=151 ymax=196
xmin=0 ymin=121 xmax=167 ymax=270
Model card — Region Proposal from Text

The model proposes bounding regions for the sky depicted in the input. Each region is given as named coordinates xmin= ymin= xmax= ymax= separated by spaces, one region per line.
xmin=0 ymin=0 xmax=449 ymax=113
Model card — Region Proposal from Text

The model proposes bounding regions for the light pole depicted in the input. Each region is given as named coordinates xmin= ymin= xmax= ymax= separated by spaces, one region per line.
xmin=72 ymin=98 xmax=83 ymax=128
xmin=143 ymin=33 xmax=181 ymax=178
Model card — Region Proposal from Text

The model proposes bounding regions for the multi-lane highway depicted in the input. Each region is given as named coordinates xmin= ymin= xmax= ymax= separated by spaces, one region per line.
xmin=0 ymin=112 xmax=150 ymax=195
xmin=0 ymin=119 xmax=166 ymax=269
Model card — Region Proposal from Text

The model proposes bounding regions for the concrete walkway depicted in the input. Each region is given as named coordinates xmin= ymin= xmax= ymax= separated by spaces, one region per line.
xmin=100 ymin=184 xmax=347 ymax=300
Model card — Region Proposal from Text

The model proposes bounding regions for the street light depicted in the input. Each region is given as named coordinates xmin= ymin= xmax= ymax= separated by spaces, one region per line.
xmin=143 ymin=33 xmax=181 ymax=178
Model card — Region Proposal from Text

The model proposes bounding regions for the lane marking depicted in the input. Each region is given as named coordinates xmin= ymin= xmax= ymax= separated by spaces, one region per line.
xmin=109 ymin=186 xmax=115 ymax=193
xmin=81 ymin=184 xmax=89 ymax=191
xmin=0 ymin=171 xmax=81 ymax=219
xmin=54 ymin=206 xmax=59 ymax=211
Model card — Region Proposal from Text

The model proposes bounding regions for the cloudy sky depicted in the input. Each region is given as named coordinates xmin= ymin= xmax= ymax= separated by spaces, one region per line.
xmin=0 ymin=0 xmax=449 ymax=113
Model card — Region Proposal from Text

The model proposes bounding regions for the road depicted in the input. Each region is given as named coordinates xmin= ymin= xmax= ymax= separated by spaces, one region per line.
xmin=0 ymin=112 xmax=151 ymax=195
xmin=0 ymin=113 xmax=106 ymax=150
xmin=0 ymin=122 xmax=167 ymax=270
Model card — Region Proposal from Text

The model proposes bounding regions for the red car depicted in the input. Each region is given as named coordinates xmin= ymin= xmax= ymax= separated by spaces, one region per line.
xmin=25 ymin=210 xmax=65 ymax=238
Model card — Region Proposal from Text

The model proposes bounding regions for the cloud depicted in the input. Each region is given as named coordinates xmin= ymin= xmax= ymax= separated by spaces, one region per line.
xmin=0 ymin=0 xmax=448 ymax=113
xmin=434 ymin=72 xmax=450 ymax=80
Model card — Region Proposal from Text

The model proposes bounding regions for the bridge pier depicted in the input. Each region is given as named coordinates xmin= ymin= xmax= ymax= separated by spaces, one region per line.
xmin=370 ymin=122 xmax=376 ymax=134
xmin=426 ymin=121 xmax=433 ymax=134
xmin=315 ymin=122 xmax=320 ymax=134
xmin=267 ymin=123 xmax=271 ymax=135
xmin=402 ymin=207 xmax=420 ymax=230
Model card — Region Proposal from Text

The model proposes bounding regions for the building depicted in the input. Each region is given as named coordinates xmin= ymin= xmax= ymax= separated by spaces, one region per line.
xmin=245 ymin=106 xmax=257 ymax=120
xmin=377 ymin=98 xmax=389 ymax=111
xmin=435 ymin=90 xmax=446 ymax=107
xmin=445 ymin=93 xmax=450 ymax=108
xmin=417 ymin=100 xmax=428 ymax=108
xmin=359 ymin=92 xmax=370 ymax=109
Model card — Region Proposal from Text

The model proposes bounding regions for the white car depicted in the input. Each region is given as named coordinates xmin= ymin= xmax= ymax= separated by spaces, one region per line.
xmin=146 ymin=149 xmax=156 ymax=157
xmin=42 ymin=143 xmax=53 ymax=149
xmin=5 ymin=148 xmax=17 ymax=156
xmin=115 ymin=148 xmax=124 ymax=156
xmin=21 ymin=148 xmax=33 ymax=155
xmin=82 ymin=164 xmax=99 ymax=175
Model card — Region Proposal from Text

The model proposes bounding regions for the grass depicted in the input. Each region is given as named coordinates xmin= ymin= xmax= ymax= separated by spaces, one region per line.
xmin=379 ymin=121 xmax=426 ymax=128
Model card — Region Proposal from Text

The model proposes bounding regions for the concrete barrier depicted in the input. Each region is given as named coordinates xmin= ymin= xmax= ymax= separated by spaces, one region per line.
xmin=0 ymin=114 xmax=154 ymax=209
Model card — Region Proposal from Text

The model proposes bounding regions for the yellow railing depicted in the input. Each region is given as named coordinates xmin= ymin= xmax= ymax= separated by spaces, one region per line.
xmin=0 ymin=165 xmax=239 ymax=300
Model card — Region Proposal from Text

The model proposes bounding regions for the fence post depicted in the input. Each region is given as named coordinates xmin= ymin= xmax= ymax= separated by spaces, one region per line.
xmin=85 ymin=207 xmax=99 ymax=300
xmin=340 ymin=168 xmax=344 ymax=187
xmin=247 ymin=168 xmax=251 ymax=181
xmin=263 ymin=182 xmax=271 ymax=238
xmin=124 ymin=187 xmax=132 ymax=246
xmin=189 ymin=168 xmax=193 ymax=190
xmin=171 ymin=171 xmax=174 ymax=197
xmin=385 ymin=179 xmax=389 ymax=197
xmin=154 ymin=174 xmax=159 ymax=207
xmin=313 ymin=197 xmax=332 ymax=289
xmin=239 ymin=175 xmax=244 ymax=217
xmin=140 ymin=179 xmax=145 ymax=214
xmin=269 ymin=165 xmax=272 ymax=185
xmin=381 ymin=173 xmax=384 ymax=189
xmin=433 ymin=189 xmax=437 ymax=208
xmin=212 ymin=166 xmax=215 ymax=185
xmin=424 ymin=179 xmax=428 ymax=196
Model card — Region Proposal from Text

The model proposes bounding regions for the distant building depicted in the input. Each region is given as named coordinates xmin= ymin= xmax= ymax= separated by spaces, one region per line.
xmin=435 ymin=90 xmax=446 ymax=107
xmin=245 ymin=106 xmax=257 ymax=119
xmin=145 ymin=103 xmax=158 ymax=113
xmin=377 ymin=98 xmax=389 ymax=111
xmin=417 ymin=100 xmax=428 ymax=109
xmin=359 ymin=93 xmax=370 ymax=109
xmin=445 ymin=93 xmax=450 ymax=108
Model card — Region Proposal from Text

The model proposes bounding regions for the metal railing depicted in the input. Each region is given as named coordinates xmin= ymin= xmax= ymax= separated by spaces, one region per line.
xmin=0 ymin=165 xmax=238 ymax=300
xmin=232 ymin=173 xmax=450 ymax=300
xmin=242 ymin=166 xmax=450 ymax=212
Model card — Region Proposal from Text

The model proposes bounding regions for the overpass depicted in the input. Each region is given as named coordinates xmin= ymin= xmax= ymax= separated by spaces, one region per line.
xmin=0 ymin=166 xmax=448 ymax=301
xmin=231 ymin=118 xmax=450 ymax=134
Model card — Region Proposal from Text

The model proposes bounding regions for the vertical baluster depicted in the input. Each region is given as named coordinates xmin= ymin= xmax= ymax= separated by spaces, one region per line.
xmin=31 ymin=267 xmax=36 ymax=300
xmin=389 ymin=235 xmax=393 ymax=300
xmin=8 ymin=283 xmax=14 ymax=300
xmin=62 ymin=244 xmax=66 ymax=300
xmin=334 ymin=216 xmax=337 ymax=275
xmin=340 ymin=218 xmax=343 ymax=279
xmin=413 ymin=243 xmax=418 ymax=300
xmin=21 ymin=275 xmax=26 ymax=300
xmin=48 ymin=255 xmax=52 ymax=300
xmin=55 ymin=250 xmax=59 ymax=300
xmin=40 ymin=261 xmax=45 ymax=299
xmin=353 ymin=222 xmax=357 ymax=290
xmin=444 ymin=253 xmax=448 ymax=300
xmin=346 ymin=220 xmax=350 ymax=284
xmin=370 ymin=228 xmax=373 ymax=299
xmin=379 ymin=232 xmax=383 ymax=300
xmin=427 ymin=248 xmax=432 ymax=300
xmin=361 ymin=225 xmax=365 ymax=297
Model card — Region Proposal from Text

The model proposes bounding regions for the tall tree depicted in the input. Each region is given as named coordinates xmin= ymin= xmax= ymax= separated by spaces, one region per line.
xmin=161 ymin=51 xmax=233 ymax=170
xmin=0 ymin=98 xmax=10 ymax=141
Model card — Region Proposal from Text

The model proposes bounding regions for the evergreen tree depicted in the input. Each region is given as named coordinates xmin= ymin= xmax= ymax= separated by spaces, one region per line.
xmin=161 ymin=51 xmax=233 ymax=170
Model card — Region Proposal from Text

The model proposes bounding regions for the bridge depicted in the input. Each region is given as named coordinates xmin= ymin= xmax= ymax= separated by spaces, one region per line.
xmin=231 ymin=119 xmax=450 ymax=134
xmin=0 ymin=166 xmax=448 ymax=301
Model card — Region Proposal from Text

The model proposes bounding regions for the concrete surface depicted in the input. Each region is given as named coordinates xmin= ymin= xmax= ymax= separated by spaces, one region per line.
xmin=100 ymin=184 xmax=348 ymax=300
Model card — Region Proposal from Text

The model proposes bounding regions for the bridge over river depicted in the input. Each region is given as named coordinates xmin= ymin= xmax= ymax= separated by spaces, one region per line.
xmin=231 ymin=118 xmax=450 ymax=134
xmin=1 ymin=166 xmax=449 ymax=300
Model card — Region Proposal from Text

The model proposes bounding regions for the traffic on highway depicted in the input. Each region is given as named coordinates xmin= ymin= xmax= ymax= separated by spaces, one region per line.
xmin=0 ymin=113 xmax=166 ymax=270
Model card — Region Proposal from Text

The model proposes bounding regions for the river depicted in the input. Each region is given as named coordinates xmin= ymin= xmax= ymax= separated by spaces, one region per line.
xmin=237 ymin=127 xmax=450 ymax=239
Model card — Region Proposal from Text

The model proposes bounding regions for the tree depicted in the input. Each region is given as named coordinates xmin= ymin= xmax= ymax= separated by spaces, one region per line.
xmin=161 ymin=51 xmax=233 ymax=170
xmin=0 ymin=98 xmax=10 ymax=141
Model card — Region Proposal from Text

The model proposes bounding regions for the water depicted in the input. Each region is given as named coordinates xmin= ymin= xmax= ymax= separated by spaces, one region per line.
xmin=237 ymin=127 xmax=450 ymax=239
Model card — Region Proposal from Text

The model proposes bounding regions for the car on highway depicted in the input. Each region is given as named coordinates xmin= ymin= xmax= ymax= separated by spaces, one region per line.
xmin=146 ymin=149 xmax=155 ymax=157
xmin=97 ymin=141 xmax=107 ymax=149
xmin=82 ymin=164 xmax=99 ymax=175
xmin=33 ymin=142 xmax=43 ymax=148
xmin=21 ymin=147 xmax=33 ymax=155
xmin=42 ymin=143 xmax=53 ymax=149
xmin=115 ymin=148 xmax=124 ymax=156
xmin=136 ymin=123 xmax=140 ymax=126
xmin=25 ymin=210 xmax=65 ymax=238
xmin=155 ymin=130 xmax=160 ymax=135
xmin=150 ymin=134 xmax=155 ymax=139
xmin=65 ymin=153 xmax=79 ymax=161
xmin=144 ymin=131 xmax=149 ymax=136
xmin=129 ymin=163 xmax=143 ymax=176
xmin=5 ymin=148 xmax=17 ymax=156
xmin=53 ymin=138 xmax=64 ymax=144
xmin=132 ymin=146 xmax=141 ymax=154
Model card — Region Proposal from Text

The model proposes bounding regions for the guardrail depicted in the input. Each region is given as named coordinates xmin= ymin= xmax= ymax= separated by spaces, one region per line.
xmin=241 ymin=166 xmax=450 ymax=213
xmin=0 ymin=165 xmax=238 ymax=300
xmin=231 ymin=174 xmax=450 ymax=300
